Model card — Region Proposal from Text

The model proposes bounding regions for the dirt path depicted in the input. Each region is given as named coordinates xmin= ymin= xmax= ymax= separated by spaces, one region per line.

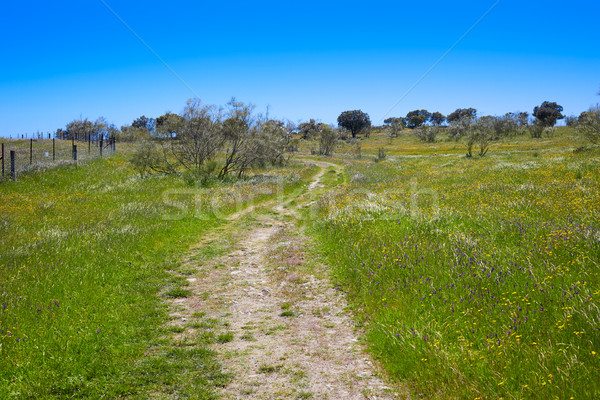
xmin=169 ymin=161 xmax=401 ymax=399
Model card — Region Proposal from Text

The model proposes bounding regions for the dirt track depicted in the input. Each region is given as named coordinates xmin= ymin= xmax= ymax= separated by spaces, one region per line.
xmin=167 ymin=161 xmax=401 ymax=399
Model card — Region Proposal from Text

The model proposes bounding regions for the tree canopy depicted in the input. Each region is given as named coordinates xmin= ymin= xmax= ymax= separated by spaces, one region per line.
xmin=337 ymin=110 xmax=371 ymax=138
xmin=430 ymin=112 xmax=446 ymax=126
xmin=297 ymin=119 xmax=321 ymax=140
xmin=132 ymin=115 xmax=156 ymax=132
xmin=447 ymin=108 xmax=477 ymax=123
xmin=404 ymin=110 xmax=431 ymax=129
xmin=533 ymin=101 xmax=564 ymax=127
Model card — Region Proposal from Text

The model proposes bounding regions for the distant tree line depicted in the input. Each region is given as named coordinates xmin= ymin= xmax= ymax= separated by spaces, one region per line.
xmin=51 ymin=90 xmax=600 ymax=168
xmin=55 ymin=117 xmax=119 ymax=142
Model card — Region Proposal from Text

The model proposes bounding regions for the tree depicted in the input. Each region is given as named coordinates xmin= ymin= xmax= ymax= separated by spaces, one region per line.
xmin=156 ymin=113 xmax=185 ymax=138
xmin=297 ymin=119 xmax=321 ymax=140
xmin=430 ymin=112 xmax=446 ymax=126
xmin=337 ymin=110 xmax=371 ymax=138
xmin=413 ymin=126 xmax=440 ymax=142
xmin=447 ymin=108 xmax=477 ymax=123
xmin=479 ymin=115 xmax=517 ymax=139
xmin=579 ymin=105 xmax=600 ymax=143
xmin=503 ymin=111 xmax=529 ymax=135
xmin=565 ymin=115 xmax=579 ymax=127
xmin=132 ymin=98 xmax=293 ymax=180
xmin=55 ymin=128 xmax=66 ymax=140
xmin=319 ymin=125 xmax=338 ymax=156
xmin=132 ymin=115 xmax=156 ymax=133
xmin=65 ymin=118 xmax=94 ymax=140
xmin=448 ymin=115 xmax=494 ymax=157
xmin=404 ymin=109 xmax=431 ymax=129
xmin=386 ymin=118 xmax=405 ymax=138
xmin=145 ymin=101 xmax=224 ymax=175
xmin=254 ymin=119 xmax=292 ymax=166
xmin=533 ymin=101 xmax=564 ymax=127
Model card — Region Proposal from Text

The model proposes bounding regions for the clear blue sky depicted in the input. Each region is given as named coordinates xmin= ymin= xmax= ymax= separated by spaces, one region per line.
xmin=1 ymin=0 xmax=599 ymax=137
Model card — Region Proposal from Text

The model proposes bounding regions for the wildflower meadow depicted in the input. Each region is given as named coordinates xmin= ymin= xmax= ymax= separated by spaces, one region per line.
xmin=0 ymin=154 xmax=312 ymax=397
xmin=311 ymin=128 xmax=600 ymax=398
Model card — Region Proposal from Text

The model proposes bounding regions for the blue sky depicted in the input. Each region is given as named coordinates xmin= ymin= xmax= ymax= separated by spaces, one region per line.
xmin=1 ymin=0 xmax=599 ymax=137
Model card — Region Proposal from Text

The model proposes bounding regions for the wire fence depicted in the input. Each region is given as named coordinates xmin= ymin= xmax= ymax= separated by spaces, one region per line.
xmin=0 ymin=138 xmax=116 ymax=182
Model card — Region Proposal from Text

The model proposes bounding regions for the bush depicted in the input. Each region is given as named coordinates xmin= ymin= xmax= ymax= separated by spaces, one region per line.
xmin=579 ymin=106 xmax=600 ymax=143
xmin=319 ymin=125 xmax=338 ymax=156
xmin=413 ymin=126 xmax=440 ymax=143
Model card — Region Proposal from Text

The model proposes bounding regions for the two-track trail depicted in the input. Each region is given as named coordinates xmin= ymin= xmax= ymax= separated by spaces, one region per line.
xmin=166 ymin=161 xmax=401 ymax=399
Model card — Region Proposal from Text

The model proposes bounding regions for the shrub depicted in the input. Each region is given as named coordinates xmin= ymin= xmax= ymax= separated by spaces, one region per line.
xmin=413 ymin=126 xmax=440 ymax=143
xmin=579 ymin=106 xmax=600 ymax=143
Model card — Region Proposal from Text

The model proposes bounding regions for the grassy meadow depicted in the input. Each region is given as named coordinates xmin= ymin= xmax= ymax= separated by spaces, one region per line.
xmin=0 ymin=139 xmax=108 ymax=180
xmin=310 ymin=128 xmax=600 ymax=398
xmin=1 ymin=126 xmax=599 ymax=399
xmin=0 ymin=153 xmax=313 ymax=398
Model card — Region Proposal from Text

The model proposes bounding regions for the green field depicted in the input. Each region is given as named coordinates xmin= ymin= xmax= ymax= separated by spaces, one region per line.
xmin=1 ymin=127 xmax=599 ymax=399
xmin=309 ymin=128 xmax=600 ymax=398
xmin=0 ymin=154 xmax=312 ymax=398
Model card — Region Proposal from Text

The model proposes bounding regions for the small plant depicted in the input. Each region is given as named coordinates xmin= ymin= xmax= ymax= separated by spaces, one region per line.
xmin=258 ymin=364 xmax=282 ymax=373
xmin=377 ymin=148 xmax=386 ymax=160
xmin=197 ymin=331 xmax=216 ymax=344
xmin=240 ymin=332 xmax=256 ymax=341
xmin=280 ymin=310 xmax=295 ymax=317
xmin=217 ymin=332 xmax=234 ymax=343
xmin=164 ymin=287 xmax=193 ymax=299
xmin=170 ymin=325 xmax=186 ymax=333
xmin=178 ymin=268 xmax=196 ymax=276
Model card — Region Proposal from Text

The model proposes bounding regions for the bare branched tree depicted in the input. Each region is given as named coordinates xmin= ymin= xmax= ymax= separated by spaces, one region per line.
xmin=220 ymin=99 xmax=256 ymax=178
xmin=175 ymin=99 xmax=224 ymax=171
xmin=130 ymin=98 xmax=293 ymax=180
xmin=413 ymin=126 xmax=440 ymax=142
xmin=449 ymin=117 xmax=495 ymax=157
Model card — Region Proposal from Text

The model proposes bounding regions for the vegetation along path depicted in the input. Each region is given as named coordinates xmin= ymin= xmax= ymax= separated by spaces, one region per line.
xmin=164 ymin=161 xmax=401 ymax=399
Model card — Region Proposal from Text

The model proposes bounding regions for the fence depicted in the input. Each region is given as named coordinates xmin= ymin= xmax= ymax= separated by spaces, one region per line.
xmin=0 ymin=137 xmax=116 ymax=182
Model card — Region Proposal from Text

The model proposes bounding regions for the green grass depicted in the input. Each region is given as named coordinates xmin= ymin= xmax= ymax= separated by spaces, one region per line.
xmin=279 ymin=311 xmax=295 ymax=317
xmin=0 ymin=154 xmax=315 ymax=398
xmin=216 ymin=332 xmax=234 ymax=344
xmin=310 ymin=129 xmax=600 ymax=399
xmin=0 ymin=155 xmax=226 ymax=397
xmin=258 ymin=364 xmax=282 ymax=374
xmin=164 ymin=287 xmax=193 ymax=299
xmin=0 ymin=138 xmax=112 ymax=180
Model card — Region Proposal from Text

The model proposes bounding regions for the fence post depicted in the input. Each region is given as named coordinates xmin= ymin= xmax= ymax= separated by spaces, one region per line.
xmin=73 ymin=145 xmax=77 ymax=162
xmin=112 ymin=137 xmax=116 ymax=152
xmin=30 ymin=139 xmax=33 ymax=165
xmin=88 ymin=134 xmax=91 ymax=155
xmin=52 ymin=138 xmax=55 ymax=161
xmin=10 ymin=151 xmax=16 ymax=181
xmin=1 ymin=143 xmax=4 ymax=178
xmin=99 ymin=137 xmax=103 ymax=158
